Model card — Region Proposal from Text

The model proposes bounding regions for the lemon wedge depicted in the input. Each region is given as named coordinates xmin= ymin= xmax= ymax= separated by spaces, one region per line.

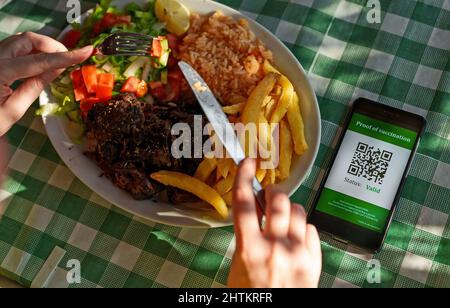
xmin=155 ymin=0 xmax=191 ymax=36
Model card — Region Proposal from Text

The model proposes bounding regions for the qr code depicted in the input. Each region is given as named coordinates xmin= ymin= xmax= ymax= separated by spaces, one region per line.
xmin=347 ymin=142 xmax=393 ymax=185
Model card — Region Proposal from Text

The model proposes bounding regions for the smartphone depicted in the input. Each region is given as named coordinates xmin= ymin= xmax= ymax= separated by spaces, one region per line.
xmin=309 ymin=98 xmax=426 ymax=253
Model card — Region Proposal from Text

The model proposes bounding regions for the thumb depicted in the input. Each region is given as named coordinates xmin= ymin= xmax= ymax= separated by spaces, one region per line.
xmin=0 ymin=68 xmax=63 ymax=136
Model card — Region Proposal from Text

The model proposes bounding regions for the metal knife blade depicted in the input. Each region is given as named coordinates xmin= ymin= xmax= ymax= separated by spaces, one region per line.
xmin=178 ymin=61 xmax=266 ymax=213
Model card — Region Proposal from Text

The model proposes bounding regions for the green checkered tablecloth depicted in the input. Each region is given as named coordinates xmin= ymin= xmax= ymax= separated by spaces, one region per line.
xmin=0 ymin=0 xmax=449 ymax=288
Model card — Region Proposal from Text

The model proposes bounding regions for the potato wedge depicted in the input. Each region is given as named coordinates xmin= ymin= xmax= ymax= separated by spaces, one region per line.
xmin=195 ymin=158 xmax=218 ymax=182
xmin=287 ymin=93 xmax=309 ymax=155
xmin=241 ymin=72 xmax=280 ymax=126
xmin=278 ymin=119 xmax=293 ymax=180
xmin=151 ymin=171 xmax=229 ymax=219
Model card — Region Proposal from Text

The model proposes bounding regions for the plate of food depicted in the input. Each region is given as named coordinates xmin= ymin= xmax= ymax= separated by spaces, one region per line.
xmin=39 ymin=0 xmax=321 ymax=228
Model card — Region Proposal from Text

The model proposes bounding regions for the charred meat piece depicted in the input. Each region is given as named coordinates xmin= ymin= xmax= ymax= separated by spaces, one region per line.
xmin=111 ymin=162 xmax=163 ymax=200
xmin=84 ymin=93 xmax=203 ymax=201
xmin=167 ymin=186 xmax=200 ymax=204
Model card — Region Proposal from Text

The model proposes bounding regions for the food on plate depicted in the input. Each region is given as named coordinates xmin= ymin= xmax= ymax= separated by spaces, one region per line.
xmin=278 ymin=119 xmax=293 ymax=181
xmin=287 ymin=93 xmax=309 ymax=155
xmin=42 ymin=0 xmax=309 ymax=220
xmin=155 ymin=0 xmax=191 ymax=36
xmin=84 ymin=93 xmax=203 ymax=200
xmin=151 ymin=171 xmax=229 ymax=219
xmin=241 ymin=73 xmax=280 ymax=126
xmin=194 ymin=157 xmax=217 ymax=182
xmin=179 ymin=11 xmax=273 ymax=104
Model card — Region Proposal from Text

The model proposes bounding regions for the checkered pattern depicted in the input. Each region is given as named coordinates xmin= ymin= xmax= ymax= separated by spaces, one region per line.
xmin=0 ymin=0 xmax=449 ymax=288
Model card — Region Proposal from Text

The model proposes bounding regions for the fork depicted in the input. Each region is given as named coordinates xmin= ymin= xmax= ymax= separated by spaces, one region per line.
xmin=95 ymin=32 xmax=155 ymax=57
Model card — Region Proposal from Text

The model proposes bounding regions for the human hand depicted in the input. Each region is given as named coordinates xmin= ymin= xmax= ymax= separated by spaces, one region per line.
xmin=0 ymin=32 xmax=93 ymax=136
xmin=228 ymin=159 xmax=322 ymax=288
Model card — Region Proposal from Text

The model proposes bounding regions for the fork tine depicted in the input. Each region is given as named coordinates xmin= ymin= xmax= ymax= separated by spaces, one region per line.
xmin=112 ymin=52 xmax=149 ymax=57
xmin=98 ymin=32 xmax=156 ymax=57
xmin=116 ymin=49 xmax=151 ymax=55
xmin=116 ymin=38 xmax=151 ymax=46
xmin=113 ymin=32 xmax=154 ymax=41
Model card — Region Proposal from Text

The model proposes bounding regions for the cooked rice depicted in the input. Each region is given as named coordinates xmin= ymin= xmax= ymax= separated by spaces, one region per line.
xmin=179 ymin=11 xmax=273 ymax=105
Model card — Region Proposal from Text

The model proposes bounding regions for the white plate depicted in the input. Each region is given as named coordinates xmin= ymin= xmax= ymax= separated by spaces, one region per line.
xmin=39 ymin=0 xmax=321 ymax=228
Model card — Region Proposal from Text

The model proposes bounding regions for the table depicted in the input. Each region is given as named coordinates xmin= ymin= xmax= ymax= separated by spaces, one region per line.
xmin=0 ymin=0 xmax=449 ymax=288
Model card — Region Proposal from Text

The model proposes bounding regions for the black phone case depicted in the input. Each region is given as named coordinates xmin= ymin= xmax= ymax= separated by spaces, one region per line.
xmin=308 ymin=98 xmax=427 ymax=253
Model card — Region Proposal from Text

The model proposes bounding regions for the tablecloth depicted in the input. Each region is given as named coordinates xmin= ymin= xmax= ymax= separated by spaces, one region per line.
xmin=0 ymin=0 xmax=449 ymax=288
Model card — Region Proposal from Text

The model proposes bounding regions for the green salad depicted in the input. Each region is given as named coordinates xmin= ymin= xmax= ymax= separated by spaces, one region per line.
xmin=40 ymin=0 xmax=184 ymax=142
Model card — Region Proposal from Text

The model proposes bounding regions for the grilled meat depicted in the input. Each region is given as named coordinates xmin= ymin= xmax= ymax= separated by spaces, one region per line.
xmin=84 ymin=93 xmax=204 ymax=200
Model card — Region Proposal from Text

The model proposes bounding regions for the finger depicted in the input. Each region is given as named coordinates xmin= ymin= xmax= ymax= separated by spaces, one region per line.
xmin=0 ymin=45 xmax=93 ymax=84
xmin=232 ymin=158 xmax=261 ymax=247
xmin=264 ymin=186 xmax=291 ymax=239
xmin=0 ymin=69 xmax=62 ymax=136
xmin=0 ymin=32 xmax=67 ymax=59
xmin=305 ymin=224 xmax=321 ymax=258
xmin=0 ymin=85 xmax=13 ymax=98
xmin=288 ymin=204 xmax=307 ymax=243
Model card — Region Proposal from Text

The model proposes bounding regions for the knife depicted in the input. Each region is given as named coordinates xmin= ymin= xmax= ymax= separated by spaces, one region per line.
xmin=178 ymin=61 xmax=266 ymax=214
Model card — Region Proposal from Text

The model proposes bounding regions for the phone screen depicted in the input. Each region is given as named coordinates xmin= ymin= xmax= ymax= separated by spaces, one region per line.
xmin=315 ymin=112 xmax=419 ymax=233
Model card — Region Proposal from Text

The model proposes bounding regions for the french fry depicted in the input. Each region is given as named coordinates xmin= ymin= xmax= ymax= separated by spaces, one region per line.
xmin=263 ymin=59 xmax=281 ymax=75
xmin=223 ymin=191 xmax=233 ymax=207
xmin=269 ymin=168 xmax=276 ymax=185
xmin=272 ymin=85 xmax=282 ymax=96
xmin=261 ymin=95 xmax=272 ymax=108
xmin=263 ymin=61 xmax=294 ymax=124
xmin=214 ymin=173 xmax=235 ymax=195
xmin=287 ymin=93 xmax=309 ymax=155
xmin=258 ymin=113 xmax=271 ymax=150
xmin=270 ymin=76 xmax=294 ymax=123
xmin=195 ymin=158 xmax=218 ymax=182
xmin=278 ymin=119 xmax=293 ymax=180
xmin=264 ymin=98 xmax=277 ymax=119
xmin=261 ymin=168 xmax=276 ymax=188
xmin=223 ymin=103 xmax=245 ymax=115
xmin=261 ymin=174 xmax=270 ymax=188
xmin=241 ymin=72 xmax=280 ymax=126
xmin=151 ymin=171 xmax=229 ymax=219
xmin=217 ymin=158 xmax=232 ymax=180
xmin=275 ymin=169 xmax=281 ymax=178
xmin=256 ymin=169 xmax=267 ymax=183
xmin=263 ymin=60 xmax=308 ymax=155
